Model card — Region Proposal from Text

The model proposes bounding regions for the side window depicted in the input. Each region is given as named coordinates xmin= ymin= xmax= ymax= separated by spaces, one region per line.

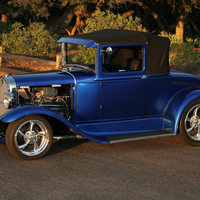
xmin=102 ymin=46 xmax=143 ymax=73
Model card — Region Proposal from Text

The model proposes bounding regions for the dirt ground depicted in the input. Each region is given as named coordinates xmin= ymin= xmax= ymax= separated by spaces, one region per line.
xmin=0 ymin=61 xmax=55 ymax=76
xmin=0 ymin=65 xmax=28 ymax=76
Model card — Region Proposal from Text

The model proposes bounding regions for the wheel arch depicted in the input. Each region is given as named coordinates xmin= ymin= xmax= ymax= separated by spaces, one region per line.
xmin=164 ymin=89 xmax=200 ymax=135
xmin=0 ymin=105 xmax=109 ymax=143
xmin=1 ymin=105 xmax=78 ymax=134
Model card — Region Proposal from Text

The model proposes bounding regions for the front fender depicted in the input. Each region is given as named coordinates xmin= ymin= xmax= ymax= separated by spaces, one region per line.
xmin=0 ymin=105 xmax=63 ymax=123
xmin=164 ymin=88 xmax=200 ymax=134
xmin=0 ymin=105 xmax=109 ymax=143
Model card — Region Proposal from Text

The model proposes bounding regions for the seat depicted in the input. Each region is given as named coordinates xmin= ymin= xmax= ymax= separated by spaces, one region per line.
xmin=122 ymin=58 xmax=141 ymax=71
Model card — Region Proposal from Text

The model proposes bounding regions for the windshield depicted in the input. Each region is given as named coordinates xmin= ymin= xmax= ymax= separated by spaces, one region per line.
xmin=63 ymin=44 xmax=96 ymax=71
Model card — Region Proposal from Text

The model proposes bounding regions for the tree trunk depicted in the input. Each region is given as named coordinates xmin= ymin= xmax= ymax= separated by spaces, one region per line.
xmin=46 ymin=8 xmax=74 ymax=34
xmin=190 ymin=20 xmax=200 ymax=37
xmin=1 ymin=12 xmax=10 ymax=22
xmin=66 ymin=15 xmax=85 ymax=36
xmin=122 ymin=10 xmax=134 ymax=18
xmin=46 ymin=1 xmax=105 ymax=35
xmin=175 ymin=14 xmax=185 ymax=38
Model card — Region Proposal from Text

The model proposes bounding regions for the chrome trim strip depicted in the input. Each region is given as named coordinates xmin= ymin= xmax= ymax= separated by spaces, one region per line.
xmin=109 ymin=133 xmax=174 ymax=144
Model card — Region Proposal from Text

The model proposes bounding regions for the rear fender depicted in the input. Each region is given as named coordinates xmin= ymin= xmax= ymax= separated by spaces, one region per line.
xmin=0 ymin=105 xmax=109 ymax=143
xmin=164 ymin=89 xmax=200 ymax=134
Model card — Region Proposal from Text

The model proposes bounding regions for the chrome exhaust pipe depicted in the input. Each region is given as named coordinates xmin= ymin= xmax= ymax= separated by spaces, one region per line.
xmin=53 ymin=134 xmax=85 ymax=140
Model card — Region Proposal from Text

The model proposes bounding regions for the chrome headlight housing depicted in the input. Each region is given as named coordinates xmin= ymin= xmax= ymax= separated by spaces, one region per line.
xmin=3 ymin=92 xmax=14 ymax=109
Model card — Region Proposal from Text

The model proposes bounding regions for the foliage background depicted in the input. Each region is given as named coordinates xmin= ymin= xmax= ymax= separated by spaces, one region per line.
xmin=1 ymin=0 xmax=200 ymax=73
xmin=1 ymin=22 xmax=60 ymax=60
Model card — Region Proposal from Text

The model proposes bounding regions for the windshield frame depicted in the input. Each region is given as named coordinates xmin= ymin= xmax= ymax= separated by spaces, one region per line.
xmin=61 ymin=42 xmax=97 ymax=74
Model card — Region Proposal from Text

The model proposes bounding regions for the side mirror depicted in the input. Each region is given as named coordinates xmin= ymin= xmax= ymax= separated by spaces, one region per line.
xmin=101 ymin=47 xmax=113 ymax=55
xmin=106 ymin=47 xmax=113 ymax=55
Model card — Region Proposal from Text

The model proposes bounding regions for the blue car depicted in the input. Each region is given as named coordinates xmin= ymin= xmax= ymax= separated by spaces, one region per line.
xmin=1 ymin=29 xmax=200 ymax=160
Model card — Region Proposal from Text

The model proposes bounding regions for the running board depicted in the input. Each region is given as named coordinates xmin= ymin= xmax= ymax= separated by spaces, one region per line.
xmin=103 ymin=131 xmax=174 ymax=144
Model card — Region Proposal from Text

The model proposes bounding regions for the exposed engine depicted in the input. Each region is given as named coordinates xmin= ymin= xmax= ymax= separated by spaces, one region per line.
xmin=18 ymin=86 xmax=71 ymax=119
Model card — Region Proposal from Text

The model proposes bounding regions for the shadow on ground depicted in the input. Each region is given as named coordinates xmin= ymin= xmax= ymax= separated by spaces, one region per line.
xmin=46 ymin=138 xmax=88 ymax=157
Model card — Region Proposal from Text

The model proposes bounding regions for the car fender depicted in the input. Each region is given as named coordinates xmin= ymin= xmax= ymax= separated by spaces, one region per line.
xmin=0 ymin=105 xmax=109 ymax=143
xmin=164 ymin=88 xmax=200 ymax=134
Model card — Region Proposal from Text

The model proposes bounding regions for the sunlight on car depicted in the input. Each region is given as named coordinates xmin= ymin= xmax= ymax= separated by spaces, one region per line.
xmin=1 ymin=29 xmax=200 ymax=160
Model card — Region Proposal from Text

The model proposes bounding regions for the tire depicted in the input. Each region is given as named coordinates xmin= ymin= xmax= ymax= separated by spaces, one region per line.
xmin=178 ymin=99 xmax=200 ymax=146
xmin=6 ymin=115 xmax=53 ymax=160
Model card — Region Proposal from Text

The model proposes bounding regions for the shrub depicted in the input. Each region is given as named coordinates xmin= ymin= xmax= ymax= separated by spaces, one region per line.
xmin=73 ymin=10 xmax=147 ymax=64
xmin=83 ymin=10 xmax=147 ymax=33
xmin=0 ymin=22 xmax=12 ymax=44
xmin=170 ymin=42 xmax=199 ymax=67
xmin=1 ymin=22 xmax=60 ymax=60
xmin=163 ymin=33 xmax=200 ymax=73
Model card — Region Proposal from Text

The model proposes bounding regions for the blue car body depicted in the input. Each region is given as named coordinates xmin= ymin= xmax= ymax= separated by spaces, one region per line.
xmin=1 ymin=29 xmax=200 ymax=158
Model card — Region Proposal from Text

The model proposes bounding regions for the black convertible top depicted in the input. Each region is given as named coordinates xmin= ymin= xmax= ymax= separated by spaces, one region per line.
xmin=59 ymin=29 xmax=170 ymax=75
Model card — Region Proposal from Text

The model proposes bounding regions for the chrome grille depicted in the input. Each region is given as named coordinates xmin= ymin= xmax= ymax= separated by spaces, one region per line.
xmin=0 ymin=77 xmax=9 ymax=116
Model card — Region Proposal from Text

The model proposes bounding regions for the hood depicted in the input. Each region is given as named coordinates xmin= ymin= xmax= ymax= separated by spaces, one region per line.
xmin=11 ymin=69 xmax=96 ymax=87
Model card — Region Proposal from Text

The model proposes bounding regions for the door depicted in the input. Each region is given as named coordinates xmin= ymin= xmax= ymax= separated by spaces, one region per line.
xmin=99 ymin=75 xmax=146 ymax=121
xmin=99 ymin=45 xmax=146 ymax=121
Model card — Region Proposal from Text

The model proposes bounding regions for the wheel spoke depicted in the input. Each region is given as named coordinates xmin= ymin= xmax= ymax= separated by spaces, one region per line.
xmin=186 ymin=117 xmax=193 ymax=122
xmin=29 ymin=121 xmax=35 ymax=132
xmin=33 ymin=141 xmax=39 ymax=151
xmin=194 ymin=106 xmax=200 ymax=116
xmin=187 ymin=125 xmax=195 ymax=132
xmin=186 ymin=117 xmax=195 ymax=132
xmin=36 ymin=131 xmax=45 ymax=137
xmin=18 ymin=141 xmax=30 ymax=150
xmin=18 ymin=130 xmax=26 ymax=137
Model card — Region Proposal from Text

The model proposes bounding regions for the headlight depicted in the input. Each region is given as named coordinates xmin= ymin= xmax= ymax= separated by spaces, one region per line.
xmin=3 ymin=92 xmax=14 ymax=109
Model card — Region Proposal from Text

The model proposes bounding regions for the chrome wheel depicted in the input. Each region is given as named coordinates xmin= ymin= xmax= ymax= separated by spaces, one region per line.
xmin=185 ymin=104 xmax=200 ymax=141
xmin=15 ymin=120 xmax=50 ymax=156
xmin=6 ymin=115 xmax=53 ymax=160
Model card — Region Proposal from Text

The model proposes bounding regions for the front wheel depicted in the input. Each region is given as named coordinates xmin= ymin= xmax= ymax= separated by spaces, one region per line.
xmin=178 ymin=100 xmax=200 ymax=146
xmin=6 ymin=115 xmax=53 ymax=160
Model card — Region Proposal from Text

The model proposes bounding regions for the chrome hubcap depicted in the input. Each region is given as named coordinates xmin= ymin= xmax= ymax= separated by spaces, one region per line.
xmin=24 ymin=131 xmax=38 ymax=143
xmin=185 ymin=104 xmax=200 ymax=141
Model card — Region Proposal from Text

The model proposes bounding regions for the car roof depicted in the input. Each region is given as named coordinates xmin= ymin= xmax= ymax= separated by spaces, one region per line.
xmin=58 ymin=29 xmax=170 ymax=75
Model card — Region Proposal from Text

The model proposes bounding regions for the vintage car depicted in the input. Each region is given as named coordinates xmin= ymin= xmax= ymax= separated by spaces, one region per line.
xmin=1 ymin=29 xmax=200 ymax=160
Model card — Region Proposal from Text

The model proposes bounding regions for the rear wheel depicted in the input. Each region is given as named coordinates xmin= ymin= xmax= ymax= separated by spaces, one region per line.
xmin=6 ymin=115 xmax=53 ymax=160
xmin=178 ymin=100 xmax=200 ymax=146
